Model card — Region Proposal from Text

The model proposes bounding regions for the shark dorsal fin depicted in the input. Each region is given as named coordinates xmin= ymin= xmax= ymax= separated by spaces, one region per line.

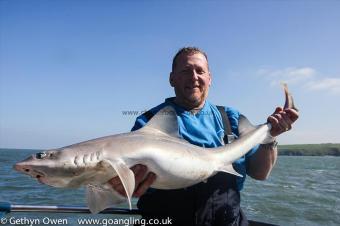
xmin=238 ymin=114 xmax=257 ymax=137
xmin=139 ymin=105 xmax=180 ymax=138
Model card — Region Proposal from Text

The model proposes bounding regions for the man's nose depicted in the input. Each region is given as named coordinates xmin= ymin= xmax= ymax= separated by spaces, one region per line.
xmin=188 ymin=70 xmax=199 ymax=81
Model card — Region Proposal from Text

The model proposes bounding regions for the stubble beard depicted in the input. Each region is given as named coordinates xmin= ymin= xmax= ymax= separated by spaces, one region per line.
xmin=177 ymin=88 xmax=208 ymax=110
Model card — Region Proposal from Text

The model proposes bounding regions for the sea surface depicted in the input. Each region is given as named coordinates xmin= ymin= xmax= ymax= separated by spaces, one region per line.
xmin=0 ymin=149 xmax=339 ymax=226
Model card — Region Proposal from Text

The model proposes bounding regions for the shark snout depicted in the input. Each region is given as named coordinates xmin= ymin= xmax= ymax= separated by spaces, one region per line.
xmin=14 ymin=162 xmax=45 ymax=179
xmin=13 ymin=162 xmax=27 ymax=172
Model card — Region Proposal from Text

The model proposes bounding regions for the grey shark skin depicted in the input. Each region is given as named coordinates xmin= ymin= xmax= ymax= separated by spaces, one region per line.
xmin=14 ymin=84 xmax=297 ymax=214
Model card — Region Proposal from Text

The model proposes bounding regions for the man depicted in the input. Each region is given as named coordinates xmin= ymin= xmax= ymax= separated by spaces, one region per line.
xmin=109 ymin=47 xmax=299 ymax=225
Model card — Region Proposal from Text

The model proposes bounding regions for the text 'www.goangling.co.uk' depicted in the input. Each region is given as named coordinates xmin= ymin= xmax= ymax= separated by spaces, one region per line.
xmin=77 ymin=216 xmax=173 ymax=226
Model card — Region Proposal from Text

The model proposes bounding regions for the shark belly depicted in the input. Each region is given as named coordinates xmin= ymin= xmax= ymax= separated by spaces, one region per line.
xmin=120 ymin=138 xmax=216 ymax=189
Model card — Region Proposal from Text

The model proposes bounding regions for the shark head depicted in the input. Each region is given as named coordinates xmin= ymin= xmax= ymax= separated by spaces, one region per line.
xmin=14 ymin=148 xmax=85 ymax=188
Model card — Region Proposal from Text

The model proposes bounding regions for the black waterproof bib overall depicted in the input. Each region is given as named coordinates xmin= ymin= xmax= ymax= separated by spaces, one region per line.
xmin=137 ymin=172 xmax=248 ymax=226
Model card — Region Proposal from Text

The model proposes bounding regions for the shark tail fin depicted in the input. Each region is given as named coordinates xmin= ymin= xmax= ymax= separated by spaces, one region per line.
xmin=282 ymin=82 xmax=298 ymax=111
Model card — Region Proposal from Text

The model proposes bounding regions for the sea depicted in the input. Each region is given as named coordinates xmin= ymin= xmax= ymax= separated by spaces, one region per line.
xmin=0 ymin=148 xmax=339 ymax=226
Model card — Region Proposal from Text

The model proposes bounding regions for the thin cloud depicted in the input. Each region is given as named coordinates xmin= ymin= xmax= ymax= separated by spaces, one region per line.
xmin=257 ymin=67 xmax=316 ymax=86
xmin=258 ymin=67 xmax=340 ymax=95
xmin=304 ymin=78 xmax=340 ymax=94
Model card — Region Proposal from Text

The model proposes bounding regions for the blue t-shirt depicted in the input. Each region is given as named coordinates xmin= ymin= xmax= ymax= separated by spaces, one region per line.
xmin=131 ymin=98 xmax=258 ymax=190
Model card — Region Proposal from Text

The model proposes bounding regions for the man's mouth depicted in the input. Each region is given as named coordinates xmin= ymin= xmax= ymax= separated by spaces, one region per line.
xmin=186 ymin=85 xmax=200 ymax=90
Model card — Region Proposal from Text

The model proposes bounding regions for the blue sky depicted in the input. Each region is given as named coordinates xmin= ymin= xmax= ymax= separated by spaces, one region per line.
xmin=1 ymin=1 xmax=339 ymax=149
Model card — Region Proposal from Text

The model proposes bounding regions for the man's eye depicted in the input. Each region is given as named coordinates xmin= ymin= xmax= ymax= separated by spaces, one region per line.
xmin=197 ymin=70 xmax=205 ymax=74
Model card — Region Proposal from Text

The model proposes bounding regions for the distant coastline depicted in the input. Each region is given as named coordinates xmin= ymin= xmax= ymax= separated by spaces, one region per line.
xmin=1 ymin=143 xmax=340 ymax=156
xmin=278 ymin=143 xmax=340 ymax=156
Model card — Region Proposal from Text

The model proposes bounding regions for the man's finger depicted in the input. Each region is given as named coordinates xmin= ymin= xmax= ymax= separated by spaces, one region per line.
xmin=133 ymin=173 xmax=156 ymax=197
xmin=281 ymin=113 xmax=293 ymax=128
xmin=267 ymin=115 xmax=278 ymax=124
xmin=109 ymin=176 xmax=122 ymax=187
xmin=268 ymin=115 xmax=285 ymax=136
xmin=109 ymin=164 xmax=146 ymax=193
xmin=277 ymin=114 xmax=290 ymax=130
xmin=273 ymin=114 xmax=287 ymax=131
xmin=274 ymin=107 xmax=283 ymax=114
xmin=114 ymin=183 xmax=127 ymax=197
xmin=130 ymin=164 xmax=142 ymax=173
xmin=134 ymin=165 xmax=147 ymax=186
xmin=285 ymin=109 xmax=299 ymax=122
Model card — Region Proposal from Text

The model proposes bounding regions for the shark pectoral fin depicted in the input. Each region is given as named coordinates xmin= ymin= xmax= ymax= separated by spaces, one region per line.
xmin=86 ymin=183 xmax=125 ymax=214
xmin=100 ymin=159 xmax=135 ymax=210
xmin=218 ymin=164 xmax=243 ymax=177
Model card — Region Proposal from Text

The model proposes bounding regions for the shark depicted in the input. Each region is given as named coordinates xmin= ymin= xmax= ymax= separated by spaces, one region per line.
xmin=14 ymin=84 xmax=297 ymax=214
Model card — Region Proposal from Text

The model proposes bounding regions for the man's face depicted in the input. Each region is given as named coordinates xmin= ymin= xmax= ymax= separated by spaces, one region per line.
xmin=170 ymin=53 xmax=211 ymax=109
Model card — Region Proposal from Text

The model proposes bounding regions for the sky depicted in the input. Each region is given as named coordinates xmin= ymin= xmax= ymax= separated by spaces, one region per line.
xmin=1 ymin=0 xmax=340 ymax=149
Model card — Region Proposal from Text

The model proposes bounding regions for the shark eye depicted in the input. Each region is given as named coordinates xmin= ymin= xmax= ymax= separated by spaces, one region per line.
xmin=36 ymin=152 xmax=47 ymax=159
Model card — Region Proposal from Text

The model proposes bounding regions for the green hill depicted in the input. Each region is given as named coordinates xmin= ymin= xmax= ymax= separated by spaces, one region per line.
xmin=278 ymin=143 xmax=340 ymax=156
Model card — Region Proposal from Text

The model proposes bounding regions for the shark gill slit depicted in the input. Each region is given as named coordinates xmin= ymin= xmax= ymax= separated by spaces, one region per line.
xmin=83 ymin=154 xmax=88 ymax=165
xmin=73 ymin=156 xmax=78 ymax=166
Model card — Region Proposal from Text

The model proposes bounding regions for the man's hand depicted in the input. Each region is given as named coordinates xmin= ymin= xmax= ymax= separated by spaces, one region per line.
xmin=108 ymin=164 xmax=156 ymax=197
xmin=267 ymin=107 xmax=299 ymax=137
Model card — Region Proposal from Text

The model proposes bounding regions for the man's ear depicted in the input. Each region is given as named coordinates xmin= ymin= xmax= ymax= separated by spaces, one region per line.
xmin=169 ymin=72 xmax=175 ymax=87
